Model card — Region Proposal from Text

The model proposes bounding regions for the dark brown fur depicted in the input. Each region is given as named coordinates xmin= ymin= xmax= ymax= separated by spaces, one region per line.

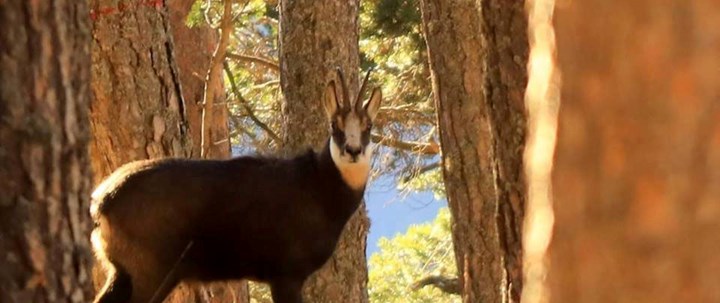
xmin=91 ymin=142 xmax=364 ymax=303
xmin=92 ymin=69 xmax=381 ymax=303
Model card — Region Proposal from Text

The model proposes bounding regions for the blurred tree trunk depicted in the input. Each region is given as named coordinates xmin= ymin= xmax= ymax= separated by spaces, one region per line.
xmin=279 ymin=0 xmax=369 ymax=302
xmin=163 ymin=0 xmax=247 ymax=302
xmin=551 ymin=1 xmax=720 ymax=302
xmin=420 ymin=0 xmax=528 ymax=302
xmin=0 ymin=1 xmax=94 ymax=302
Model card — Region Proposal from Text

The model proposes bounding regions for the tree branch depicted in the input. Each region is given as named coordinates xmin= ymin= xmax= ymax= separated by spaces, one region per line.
xmin=411 ymin=275 xmax=461 ymax=295
xmin=252 ymin=79 xmax=280 ymax=90
xmin=226 ymin=52 xmax=280 ymax=72
xmin=402 ymin=162 xmax=441 ymax=183
xmin=371 ymin=134 xmax=440 ymax=155
xmin=223 ymin=62 xmax=281 ymax=143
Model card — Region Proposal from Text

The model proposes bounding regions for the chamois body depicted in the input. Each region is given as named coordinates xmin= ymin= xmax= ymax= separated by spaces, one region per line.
xmin=92 ymin=69 xmax=383 ymax=303
xmin=92 ymin=143 xmax=362 ymax=302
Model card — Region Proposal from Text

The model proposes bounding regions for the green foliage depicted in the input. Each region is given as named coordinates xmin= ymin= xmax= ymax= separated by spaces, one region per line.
xmin=366 ymin=0 xmax=422 ymax=38
xmin=186 ymin=0 xmax=205 ymax=27
xmin=368 ymin=208 xmax=459 ymax=303
xmin=360 ymin=0 xmax=444 ymax=198
xmin=360 ymin=0 xmax=429 ymax=106
xmin=399 ymin=168 xmax=446 ymax=200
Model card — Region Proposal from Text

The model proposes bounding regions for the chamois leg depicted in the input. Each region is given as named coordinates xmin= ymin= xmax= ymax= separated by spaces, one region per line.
xmin=270 ymin=279 xmax=304 ymax=303
xmin=94 ymin=262 xmax=132 ymax=303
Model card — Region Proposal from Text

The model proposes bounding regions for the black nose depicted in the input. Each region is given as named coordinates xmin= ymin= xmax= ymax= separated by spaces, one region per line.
xmin=345 ymin=146 xmax=362 ymax=158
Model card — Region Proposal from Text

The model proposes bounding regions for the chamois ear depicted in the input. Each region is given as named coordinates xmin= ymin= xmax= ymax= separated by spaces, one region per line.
xmin=323 ymin=81 xmax=340 ymax=119
xmin=364 ymin=87 xmax=382 ymax=121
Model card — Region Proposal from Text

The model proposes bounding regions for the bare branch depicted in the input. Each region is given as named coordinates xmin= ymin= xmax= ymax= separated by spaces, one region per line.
xmin=371 ymin=134 xmax=440 ymax=155
xmin=213 ymin=138 xmax=230 ymax=146
xmin=410 ymin=275 xmax=461 ymax=295
xmin=379 ymin=104 xmax=433 ymax=115
xmin=376 ymin=110 xmax=435 ymax=125
xmin=402 ymin=162 xmax=441 ymax=183
xmin=226 ymin=52 xmax=280 ymax=72
xmin=252 ymin=79 xmax=280 ymax=90
xmin=380 ymin=103 xmax=415 ymax=111
xmin=223 ymin=62 xmax=281 ymax=143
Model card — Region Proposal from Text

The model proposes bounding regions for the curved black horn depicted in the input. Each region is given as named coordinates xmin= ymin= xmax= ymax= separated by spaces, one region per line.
xmin=355 ymin=67 xmax=374 ymax=112
xmin=335 ymin=67 xmax=351 ymax=109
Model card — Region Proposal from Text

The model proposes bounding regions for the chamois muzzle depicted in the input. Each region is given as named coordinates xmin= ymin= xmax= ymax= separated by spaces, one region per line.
xmin=344 ymin=145 xmax=362 ymax=162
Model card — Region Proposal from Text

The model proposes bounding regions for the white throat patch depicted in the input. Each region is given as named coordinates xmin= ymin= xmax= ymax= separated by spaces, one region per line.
xmin=330 ymin=137 xmax=372 ymax=190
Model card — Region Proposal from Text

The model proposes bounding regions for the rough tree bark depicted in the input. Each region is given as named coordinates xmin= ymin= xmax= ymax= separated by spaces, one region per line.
xmin=420 ymin=0 xmax=528 ymax=302
xmin=0 ymin=1 xmax=94 ymax=302
xmin=481 ymin=1 xmax=528 ymax=300
xmin=89 ymin=0 xmax=192 ymax=181
xmin=279 ymin=0 xmax=369 ymax=302
xmin=89 ymin=0 xmax=194 ymax=298
xmin=550 ymin=1 xmax=720 ymax=302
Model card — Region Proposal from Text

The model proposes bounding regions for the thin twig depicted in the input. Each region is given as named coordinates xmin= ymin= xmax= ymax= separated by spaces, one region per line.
xmin=226 ymin=52 xmax=280 ymax=72
xmin=252 ymin=79 xmax=280 ymax=90
xmin=379 ymin=103 xmax=415 ymax=111
xmin=402 ymin=162 xmax=441 ymax=183
xmin=223 ymin=62 xmax=281 ymax=143
xmin=214 ymin=138 xmax=230 ymax=146
xmin=203 ymin=0 xmax=212 ymax=26
xmin=371 ymin=134 xmax=440 ymax=155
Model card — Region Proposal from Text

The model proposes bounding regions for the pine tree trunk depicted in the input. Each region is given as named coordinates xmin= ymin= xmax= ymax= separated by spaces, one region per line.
xmin=89 ymin=0 xmax=192 ymax=181
xmin=481 ymin=1 xmax=529 ymax=300
xmin=0 ymin=1 xmax=94 ymax=302
xmin=279 ymin=0 xmax=369 ymax=302
xmin=88 ymin=0 xmax=194 ymax=298
xmin=420 ymin=0 xmax=528 ymax=301
xmin=550 ymin=1 xmax=720 ymax=302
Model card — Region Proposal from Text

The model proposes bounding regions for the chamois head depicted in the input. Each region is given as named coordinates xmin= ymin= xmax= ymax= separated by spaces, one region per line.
xmin=323 ymin=68 xmax=382 ymax=188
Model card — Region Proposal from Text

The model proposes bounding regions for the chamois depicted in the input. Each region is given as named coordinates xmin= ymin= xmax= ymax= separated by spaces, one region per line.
xmin=91 ymin=69 xmax=382 ymax=303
